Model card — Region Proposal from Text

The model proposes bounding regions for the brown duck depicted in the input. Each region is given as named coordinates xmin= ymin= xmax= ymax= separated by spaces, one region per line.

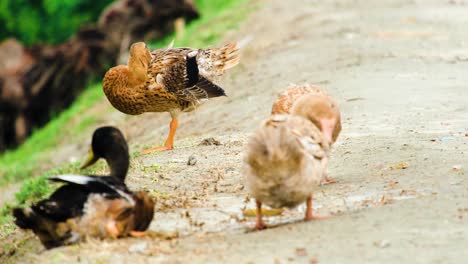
xmin=271 ymin=84 xmax=342 ymax=184
xmin=244 ymin=115 xmax=330 ymax=230
xmin=102 ymin=42 xmax=240 ymax=153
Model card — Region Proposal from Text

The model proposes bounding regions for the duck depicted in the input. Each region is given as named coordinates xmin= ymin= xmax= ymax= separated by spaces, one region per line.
xmin=243 ymin=115 xmax=330 ymax=230
xmin=271 ymin=84 xmax=326 ymax=115
xmin=12 ymin=126 xmax=155 ymax=249
xmin=271 ymin=84 xmax=341 ymax=143
xmin=102 ymin=41 xmax=240 ymax=154
xmin=272 ymin=84 xmax=342 ymax=183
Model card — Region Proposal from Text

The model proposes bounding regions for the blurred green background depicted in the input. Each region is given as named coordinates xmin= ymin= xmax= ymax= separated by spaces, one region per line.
xmin=0 ymin=0 xmax=113 ymax=45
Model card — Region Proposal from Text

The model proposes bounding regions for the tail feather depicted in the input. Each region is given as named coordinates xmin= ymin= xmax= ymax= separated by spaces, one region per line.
xmin=198 ymin=42 xmax=240 ymax=77
xmin=196 ymin=77 xmax=226 ymax=98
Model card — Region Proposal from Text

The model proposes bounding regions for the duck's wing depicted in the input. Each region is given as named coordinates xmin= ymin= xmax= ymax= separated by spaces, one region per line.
xmin=17 ymin=175 xmax=133 ymax=225
xmin=149 ymin=48 xmax=190 ymax=74
xmin=49 ymin=175 xmax=134 ymax=205
xmin=150 ymin=49 xmax=226 ymax=102
xmin=30 ymin=184 xmax=91 ymax=222
xmin=289 ymin=118 xmax=330 ymax=160
xmin=266 ymin=115 xmax=329 ymax=159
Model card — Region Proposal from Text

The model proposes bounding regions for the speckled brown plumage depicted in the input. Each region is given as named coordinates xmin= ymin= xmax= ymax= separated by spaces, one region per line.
xmin=103 ymin=42 xmax=239 ymax=114
xmin=102 ymin=41 xmax=240 ymax=152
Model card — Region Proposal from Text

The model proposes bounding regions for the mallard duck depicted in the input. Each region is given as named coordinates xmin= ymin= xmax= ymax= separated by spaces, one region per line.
xmin=102 ymin=41 xmax=240 ymax=153
xmin=244 ymin=115 xmax=330 ymax=230
xmin=272 ymin=84 xmax=342 ymax=184
xmin=12 ymin=127 xmax=155 ymax=249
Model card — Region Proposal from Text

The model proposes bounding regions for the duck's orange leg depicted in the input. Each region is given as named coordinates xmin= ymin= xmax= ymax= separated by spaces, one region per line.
xmin=254 ymin=200 xmax=267 ymax=230
xmin=142 ymin=113 xmax=178 ymax=154
xmin=320 ymin=157 xmax=338 ymax=185
xmin=305 ymin=194 xmax=328 ymax=221
xmin=322 ymin=175 xmax=338 ymax=185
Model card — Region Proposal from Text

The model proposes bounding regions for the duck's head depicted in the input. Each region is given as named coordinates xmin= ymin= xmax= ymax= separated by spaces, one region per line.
xmin=128 ymin=42 xmax=151 ymax=82
xmin=291 ymin=94 xmax=339 ymax=144
xmin=81 ymin=126 xmax=130 ymax=181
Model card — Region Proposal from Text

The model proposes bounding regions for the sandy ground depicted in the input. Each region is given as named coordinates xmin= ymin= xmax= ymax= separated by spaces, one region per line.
xmin=3 ymin=0 xmax=468 ymax=263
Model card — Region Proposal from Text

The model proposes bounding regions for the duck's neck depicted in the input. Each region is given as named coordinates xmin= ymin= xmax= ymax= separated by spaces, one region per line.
xmin=127 ymin=55 xmax=148 ymax=85
xmin=106 ymin=151 xmax=130 ymax=181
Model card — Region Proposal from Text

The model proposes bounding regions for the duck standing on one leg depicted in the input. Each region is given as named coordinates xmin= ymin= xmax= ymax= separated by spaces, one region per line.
xmin=243 ymin=115 xmax=330 ymax=230
xmin=102 ymin=41 xmax=240 ymax=154
xmin=12 ymin=127 xmax=155 ymax=249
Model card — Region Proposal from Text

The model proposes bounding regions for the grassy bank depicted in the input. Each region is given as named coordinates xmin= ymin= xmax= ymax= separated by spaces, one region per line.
xmin=0 ymin=0 xmax=249 ymax=187
xmin=0 ymin=0 xmax=252 ymax=249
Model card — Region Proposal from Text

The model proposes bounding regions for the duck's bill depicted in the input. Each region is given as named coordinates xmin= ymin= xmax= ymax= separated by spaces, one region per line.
xmin=80 ymin=147 xmax=99 ymax=169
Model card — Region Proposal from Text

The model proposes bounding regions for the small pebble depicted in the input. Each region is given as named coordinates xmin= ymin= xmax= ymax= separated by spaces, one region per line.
xmin=373 ymin=240 xmax=390 ymax=248
xmin=187 ymin=155 xmax=197 ymax=166
xmin=199 ymin=137 xmax=221 ymax=146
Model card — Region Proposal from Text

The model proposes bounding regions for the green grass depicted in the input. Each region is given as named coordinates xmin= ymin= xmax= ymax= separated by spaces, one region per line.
xmin=0 ymin=83 xmax=103 ymax=186
xmin=0 ymin=0 xmax=252 ymax=240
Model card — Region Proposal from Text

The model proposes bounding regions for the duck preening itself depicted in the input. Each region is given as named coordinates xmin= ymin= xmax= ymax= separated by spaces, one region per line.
xmin=244 ymin=115 xmax=330 ymax=230
xmin=272 ymin=84 xmax=342 ymax=184
xmin=12 ymin=126 xmax=155 ymax=249
xmin=102 ymin=42 xmax=240 ymax=153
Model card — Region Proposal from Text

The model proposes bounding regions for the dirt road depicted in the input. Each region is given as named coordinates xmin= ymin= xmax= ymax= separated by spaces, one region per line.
xmin=9 ymin=0 xmax=468 ymax=263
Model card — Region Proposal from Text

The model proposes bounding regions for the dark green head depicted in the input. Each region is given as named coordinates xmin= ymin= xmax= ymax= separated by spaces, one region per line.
xmin=81 ymin=126 xmax=130 ymax=181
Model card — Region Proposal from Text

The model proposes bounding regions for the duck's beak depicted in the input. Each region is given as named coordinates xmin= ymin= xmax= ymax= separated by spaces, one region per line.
xmin=80 ymin=146 xmax=99 ymax=169
xmin=320 ymin=118 xmax=335 ymax=144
